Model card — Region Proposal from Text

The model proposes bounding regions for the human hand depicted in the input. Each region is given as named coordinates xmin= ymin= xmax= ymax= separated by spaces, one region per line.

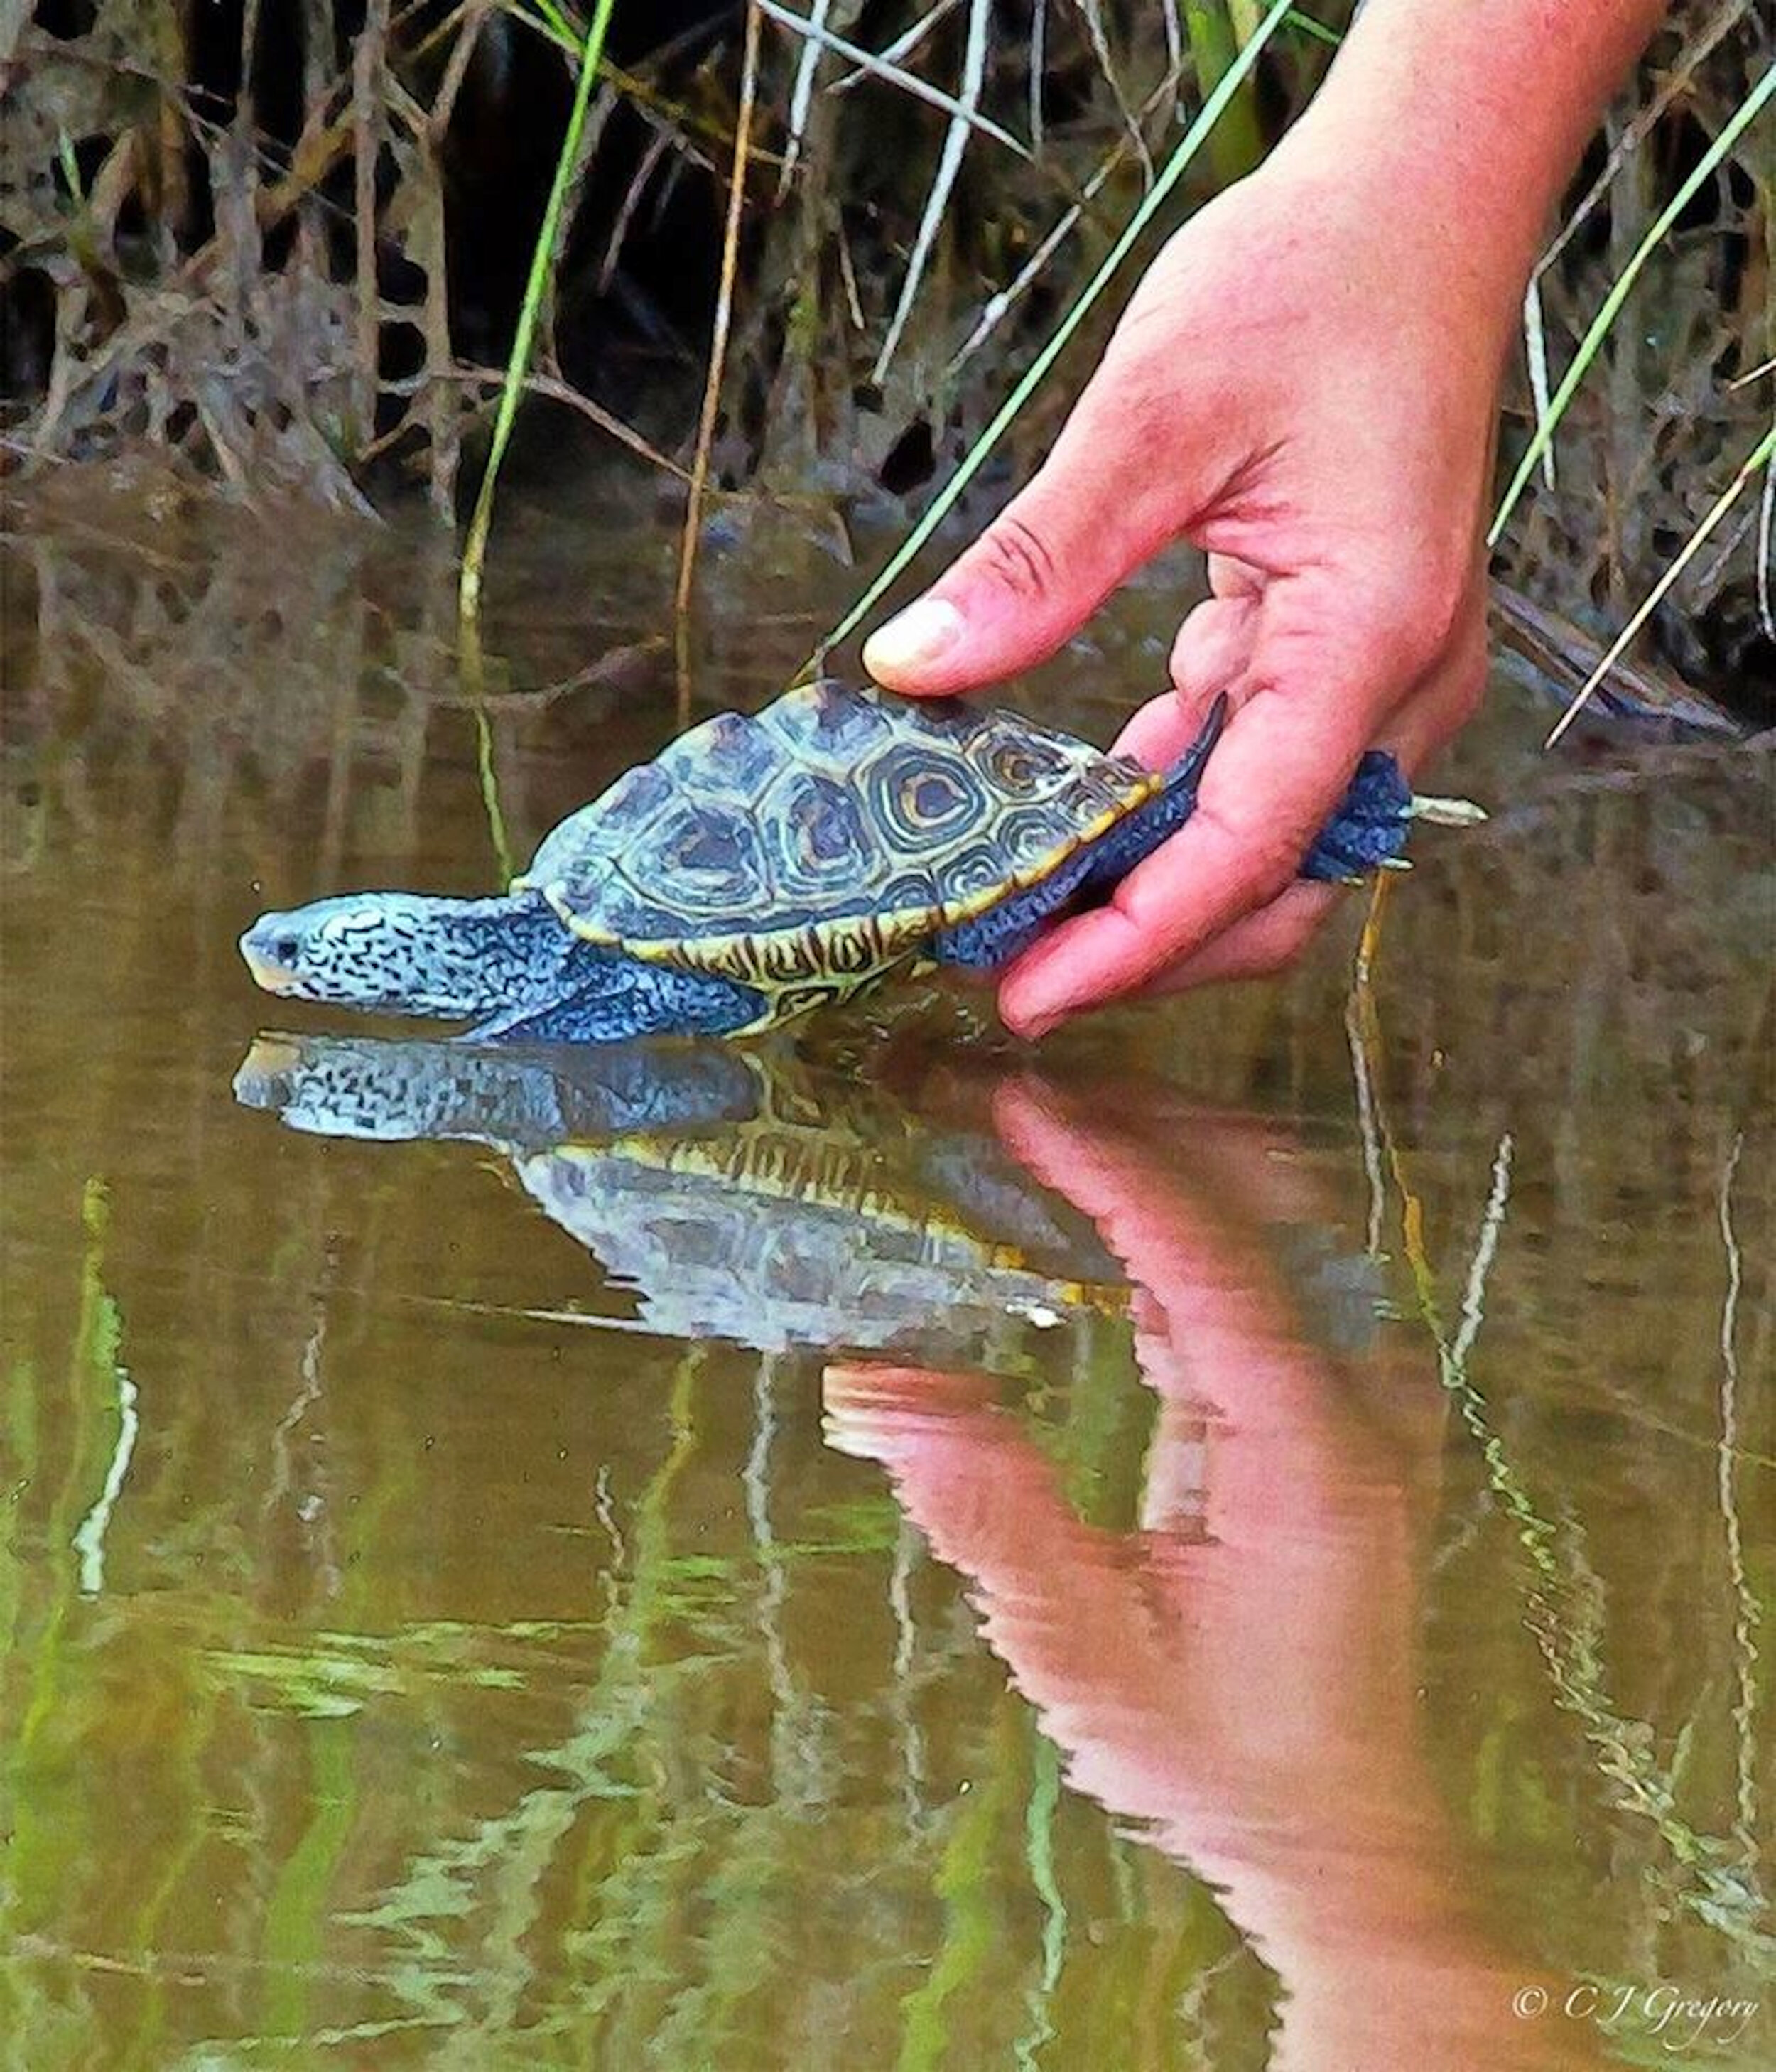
xmin=825 ymin=1074 xmax=1603 ymax=2072
xmin=863 ymin=141 xmax=1506 ymax=1035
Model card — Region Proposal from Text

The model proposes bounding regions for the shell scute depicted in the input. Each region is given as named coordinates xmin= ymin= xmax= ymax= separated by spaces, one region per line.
xmin=862 ymin=740 xmax=991 ymax=858
xmin=664 ymin=708 xmax=782 ymax=797
xmin=759 ymin=766 xmax=877 ymax=908
xmin=760 ymin=678 xmax=897 ymax=770
xmin=519 ymin=760 xmax=676 ymax=895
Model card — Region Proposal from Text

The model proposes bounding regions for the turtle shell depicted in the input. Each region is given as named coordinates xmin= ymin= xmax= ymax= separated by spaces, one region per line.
xmin=514 ymin=679 xmax=1158 ymax=1001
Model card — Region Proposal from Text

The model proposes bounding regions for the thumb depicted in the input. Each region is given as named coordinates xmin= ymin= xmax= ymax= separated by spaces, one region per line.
xmin=862 ymin=369 xmax=1199 ymax=696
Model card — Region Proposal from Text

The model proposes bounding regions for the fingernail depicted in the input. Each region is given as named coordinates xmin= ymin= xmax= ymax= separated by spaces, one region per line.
xmin=863 ymin=598 xmax=965 ymax=680
xmin=1007 ymin=996 xmax=1067 ymax=1042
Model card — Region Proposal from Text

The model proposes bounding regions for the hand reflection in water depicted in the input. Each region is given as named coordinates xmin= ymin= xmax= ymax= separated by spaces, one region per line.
xmin=826 ymin=1079 xmax=1598 ymax=2072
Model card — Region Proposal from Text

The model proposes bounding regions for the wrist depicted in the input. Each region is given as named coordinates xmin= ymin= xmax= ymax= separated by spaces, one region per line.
xmin=1268 ymin=0 xmax=1667 ymax=346
xmin=1250 ymin=124 xmax=1527 ymax=370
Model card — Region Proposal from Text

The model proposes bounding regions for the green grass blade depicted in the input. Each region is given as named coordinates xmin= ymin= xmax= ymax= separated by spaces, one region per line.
xmin=1014 ymin=1732 xmax=1066 ymax=2068
xmin=813 ymin=0 xmax=1299 ymax=671
xmin=459 ymin=0 xmax=620 ymax=627
xmin=1490 ymin=62 xmax=1776 ymax=546
xmin=509 ymin=0 xmax=580 ymax=48
xmin=1284 ymin=7 xmax=1340 ymax=47
xmin=1183 ymin=3 xmax=1266 ymax=186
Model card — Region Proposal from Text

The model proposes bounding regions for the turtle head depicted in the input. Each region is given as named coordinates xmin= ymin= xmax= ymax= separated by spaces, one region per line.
xmin=239 ymin=890 xmax=565 ymax=1019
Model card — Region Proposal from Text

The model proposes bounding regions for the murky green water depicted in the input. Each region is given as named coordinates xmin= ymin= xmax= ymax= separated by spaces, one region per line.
xmin=1 ymin=487 xmax=1771 ymax=2069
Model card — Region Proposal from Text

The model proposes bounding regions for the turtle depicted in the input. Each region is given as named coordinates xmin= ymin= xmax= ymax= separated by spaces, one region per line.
xmin=241 ymin=679 xmax=1476 ymax=1044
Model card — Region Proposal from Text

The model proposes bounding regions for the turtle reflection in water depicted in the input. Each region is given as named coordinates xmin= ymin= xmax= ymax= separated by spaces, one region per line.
xmin=233 ymin=1032 xmax=1129 ymax=1359
xmin=241 ymin=680 xmax=1480 ymax=1044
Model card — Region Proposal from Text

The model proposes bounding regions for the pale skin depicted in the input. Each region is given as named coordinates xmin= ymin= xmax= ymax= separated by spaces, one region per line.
xmin=862 ymin=0 xmax=1672 ymax=1036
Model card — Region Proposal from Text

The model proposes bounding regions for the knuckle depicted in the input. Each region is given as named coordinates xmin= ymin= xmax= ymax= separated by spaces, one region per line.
xmin=1090 ymin=333 xmax=1206 ymax=453
xmin=1360 ymin=580 xmax=1439 ymax=680
xmin=1272 ymin=903 xmax=1326 ymax=965
xmin=1244 ymin=941 xmax=1300 ymax=982
xmin=975 ymin=514 xmax=1061 ymax=604
xmin=1255 ymin=826 xmax=1316 ymax=895
xmin=1240 ymin=896 xmax=1331 ymax=981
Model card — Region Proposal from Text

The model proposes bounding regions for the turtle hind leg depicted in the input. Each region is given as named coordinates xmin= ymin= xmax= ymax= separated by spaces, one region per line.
xmin=1083 ymin=703 xmax=1417 ymax=889
xmin=1298 ymin=750 xmax=1414 ymax=880
xmin=934 ymin=698 xmax=1422 ymax=974
xmin=934 ymin=700 xmax=1235 ymax=971
xmin=932 ymin=846 xmax=1102 ymax=969
xmin=462 ymin=949 xmax=767 ymax=1045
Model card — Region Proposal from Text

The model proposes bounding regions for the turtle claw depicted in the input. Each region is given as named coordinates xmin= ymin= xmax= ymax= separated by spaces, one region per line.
xmin=1407 ymin=792 xmax=1488 ymax=826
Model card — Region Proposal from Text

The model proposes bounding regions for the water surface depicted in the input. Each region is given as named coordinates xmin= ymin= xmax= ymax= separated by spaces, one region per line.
xmin=1 ymin=489 xmax=1770 ymax=2068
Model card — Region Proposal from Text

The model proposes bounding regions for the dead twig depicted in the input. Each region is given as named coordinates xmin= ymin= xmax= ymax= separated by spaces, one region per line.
xmin=395 ymin=365 xmax=689 ymax=480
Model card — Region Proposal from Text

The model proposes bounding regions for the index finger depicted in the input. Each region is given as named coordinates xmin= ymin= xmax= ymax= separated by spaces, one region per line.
xmin=998 ymin=681 xmax=1380 ymax=1037
xmin=861 ymin=341 xmax=1229 ymax=696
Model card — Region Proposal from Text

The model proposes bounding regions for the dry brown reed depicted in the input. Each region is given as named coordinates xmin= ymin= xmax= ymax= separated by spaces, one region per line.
xmin=1 ymin=3 xmax=1769 ymax=699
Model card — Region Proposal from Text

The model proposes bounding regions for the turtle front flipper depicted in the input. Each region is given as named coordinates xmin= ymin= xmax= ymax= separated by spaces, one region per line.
xmin=1090 ymin=695 xmax=1468 ymax=890
xmin=1297 ymin=751 xmax=1417 ymax=882
xmin=463 ymin=954 xmax=768 ymax=1044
